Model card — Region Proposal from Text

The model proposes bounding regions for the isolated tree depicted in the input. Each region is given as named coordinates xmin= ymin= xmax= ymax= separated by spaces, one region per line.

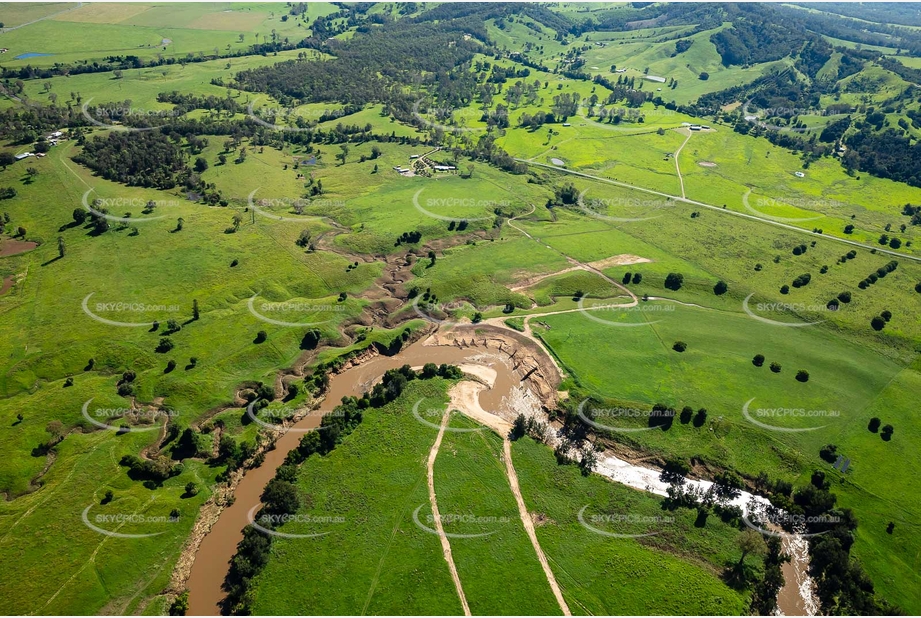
xmin=194 ymin=157 xmax=208 ymax=173
xmin=769 ymin=362 xmax=782 ymax=373
xmin=0 ymin=152 xmax=14 ymax=169
xmin=176 ymin=217 xmax=184 ymax=231
xmin=192 ymin=299 xmax=200 ymax=321
xmin=795 ymin=370 xmax=809 ymax=382
xmin=664 ymin=272 xmax=683 ymax=290
xmin=232 ymin=213 xmax=243 ymax=231
xmin=736 ymin=529 xmax=766 ymax=567
xmin=57 ymin=236 xmax=65 ymax=258
xmin=871 ymin=315 xmax=886 ymax=331
xmin=511 ymin=414 xmax=527 ymax=441
xmin=693 ymin=408 xmax=708 ymax=426
xmin=713 ymin=280 xmax=728 ymax=295
xmin=752 ymin=354 xmax=765 ymax=367
xmin=672 ymin=341 xmax=687 ymax=352
xmin=868 ymin=417 xmax=881 ymax=433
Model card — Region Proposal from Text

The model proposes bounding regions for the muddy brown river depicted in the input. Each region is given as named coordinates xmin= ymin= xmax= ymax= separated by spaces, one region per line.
xmin=186 ymin=332 xmax=814 ymax=616
xmin=187 ymin=338 xmax=517 ymax=615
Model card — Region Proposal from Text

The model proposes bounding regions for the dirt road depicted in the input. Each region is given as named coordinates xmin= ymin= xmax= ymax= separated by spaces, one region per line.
xmin=503 ymin=439 xmax=571 ymax=616
xmin=427 ymin=409 xmax=472 ymax=616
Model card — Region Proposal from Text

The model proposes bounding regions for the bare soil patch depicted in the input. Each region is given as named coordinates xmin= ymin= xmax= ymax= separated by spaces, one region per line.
xmin=587 ymin=254 xmax=651 ymax=270
xmin=0 ymin=238 xmax=38 ymax=257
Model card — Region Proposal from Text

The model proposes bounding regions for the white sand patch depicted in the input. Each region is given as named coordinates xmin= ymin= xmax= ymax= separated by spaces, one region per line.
xmin=457 ymin=363 xmax=497 ymax=386
xmin=448 ymin=381 xmax=512 ymax=436
xmin=588 ymin=254 xmax=652 ymax=269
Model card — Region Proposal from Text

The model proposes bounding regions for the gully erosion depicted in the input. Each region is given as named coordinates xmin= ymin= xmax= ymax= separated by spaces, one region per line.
xmin=179 ymin=322 xmax=816 ymax=616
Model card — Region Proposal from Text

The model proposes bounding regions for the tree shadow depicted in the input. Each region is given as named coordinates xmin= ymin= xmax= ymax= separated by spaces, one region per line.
xmin=40 ymin=255 xmax=62 ymax=267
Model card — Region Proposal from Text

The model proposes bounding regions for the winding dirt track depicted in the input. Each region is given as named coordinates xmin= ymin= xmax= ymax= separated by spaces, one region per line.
xmin=503 ymin=439 xmax=571 ymax=616
xmin=427 ymin=409 xmax=472 ymax=616
xmin=672 ymin=128 xmax=692 ymax=199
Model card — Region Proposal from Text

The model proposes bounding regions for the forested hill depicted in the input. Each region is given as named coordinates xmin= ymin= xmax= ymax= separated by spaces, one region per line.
xmin=232 ymin=12 xmax=485 ymax=105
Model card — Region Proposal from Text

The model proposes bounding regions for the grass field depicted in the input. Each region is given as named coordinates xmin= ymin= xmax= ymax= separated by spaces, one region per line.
xmin=248 ymin=381 xmax=754 ymax=615
xmin=0 ymin=2 xmax=339 ymax=67
xmin=2 ymin=2 xmax=921 ymax=614
xmin=534 ymin=305 xmax=921 ymax=611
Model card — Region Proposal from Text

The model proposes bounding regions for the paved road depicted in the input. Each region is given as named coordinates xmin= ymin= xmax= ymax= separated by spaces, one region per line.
xmin=519 ymin=159 xmax=921 ymax=264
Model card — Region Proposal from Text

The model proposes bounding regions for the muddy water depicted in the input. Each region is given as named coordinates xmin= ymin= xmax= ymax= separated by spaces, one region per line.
xmin=187 ymin=335 xmax=815 ymax=615
xmin=187 ymin=339 xmax=516 ymax=615
xmin=776 ymin=531 xmax=819 ymax=616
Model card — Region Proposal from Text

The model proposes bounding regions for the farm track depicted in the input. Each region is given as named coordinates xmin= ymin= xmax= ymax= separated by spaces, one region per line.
xmin=426 ymin=409 xmax=471 ymax=616
xmin=502 ymin=438 xmax=571 ymax=616
xmin=673 ymin=128 xmax=692 ymax=199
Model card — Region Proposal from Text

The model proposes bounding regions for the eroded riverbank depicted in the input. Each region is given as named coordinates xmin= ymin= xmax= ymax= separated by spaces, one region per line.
xmin=183 ymin=323 xmax=815 ymax=616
